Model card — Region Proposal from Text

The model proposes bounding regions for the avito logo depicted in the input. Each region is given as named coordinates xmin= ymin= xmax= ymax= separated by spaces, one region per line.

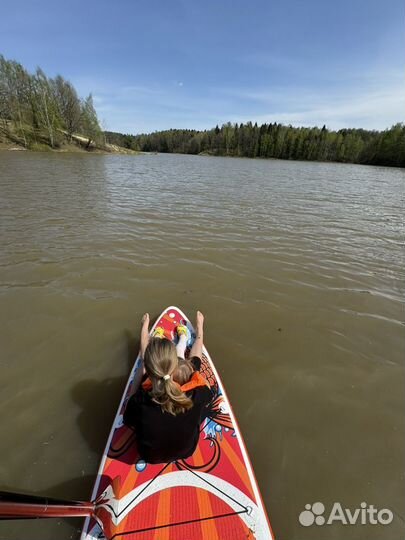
xmin=299 ymin=502 xmax=393 ymax=527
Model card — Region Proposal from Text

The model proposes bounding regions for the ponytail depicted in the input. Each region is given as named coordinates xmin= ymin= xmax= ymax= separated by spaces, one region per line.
xmin=144 ymin=338 xmax=193 ymax=415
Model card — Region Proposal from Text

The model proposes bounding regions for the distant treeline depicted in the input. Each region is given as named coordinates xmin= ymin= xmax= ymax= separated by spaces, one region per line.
xmin=0 ymin=55 xmax=102 ymax=149
xmin=106 ymin=122 xmax=405 ymax=167
xmin=2 ymin=55 xmax=403 ymax=165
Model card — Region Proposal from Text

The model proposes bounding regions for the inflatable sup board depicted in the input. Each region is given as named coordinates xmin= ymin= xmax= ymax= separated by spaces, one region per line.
xmin=81 ymin=306 xmax=274 ymax=540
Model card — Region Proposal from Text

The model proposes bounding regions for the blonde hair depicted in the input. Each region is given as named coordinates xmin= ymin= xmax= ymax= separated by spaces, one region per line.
xmin=144 ymin=338 xmax=193 ymax=415
xmin=174 ymin=358 xmax=195 ymax=386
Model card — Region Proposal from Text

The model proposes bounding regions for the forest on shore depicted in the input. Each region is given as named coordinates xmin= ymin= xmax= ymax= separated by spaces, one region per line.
xmin=106 ymin=122 xmax=405 ymax=167
xmin=1 ymin=55 xmax=403 ymax=166
xmin=0 ymin=55 xmax=107 ymax=151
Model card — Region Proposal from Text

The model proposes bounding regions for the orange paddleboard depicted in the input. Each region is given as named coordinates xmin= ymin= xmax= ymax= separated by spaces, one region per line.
xmin=81 ymin=306 xmax=274 ymax=540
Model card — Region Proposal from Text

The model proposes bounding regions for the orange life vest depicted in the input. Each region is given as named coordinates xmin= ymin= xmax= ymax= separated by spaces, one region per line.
xmin=141 ymin=371 xmax=208 ymax=393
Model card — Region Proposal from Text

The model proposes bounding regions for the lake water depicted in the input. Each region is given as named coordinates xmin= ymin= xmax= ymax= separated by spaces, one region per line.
xmin=0 ymin=151 xmax=404 ymax=540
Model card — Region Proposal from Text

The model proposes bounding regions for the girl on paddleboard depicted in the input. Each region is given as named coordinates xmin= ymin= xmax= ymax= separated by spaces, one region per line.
xmin=123 ymin=311 xmax=213 ymax=463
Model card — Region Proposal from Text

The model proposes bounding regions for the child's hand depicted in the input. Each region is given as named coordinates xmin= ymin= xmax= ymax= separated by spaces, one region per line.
xmin=140 ymin=313 xmax=150 ymax=362
xmin=189 ymin=311 xmax=204 ymax=358
xmin=196 ymin=310 xmax=204 ymax=327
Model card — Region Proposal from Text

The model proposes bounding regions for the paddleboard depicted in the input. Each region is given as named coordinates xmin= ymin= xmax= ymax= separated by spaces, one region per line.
xmin=81 ymin=306 xmax=274 ymax=540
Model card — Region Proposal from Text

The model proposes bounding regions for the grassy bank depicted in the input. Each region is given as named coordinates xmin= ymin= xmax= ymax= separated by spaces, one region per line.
xmin=0 ymin=122 xmax=137 ymax=155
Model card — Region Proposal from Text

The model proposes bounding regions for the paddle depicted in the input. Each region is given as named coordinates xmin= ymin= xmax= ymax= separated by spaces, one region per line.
xmin=1 ymin=477 xmax=121 ymax=538
xmin=0 ymin=491 xmax=95 ymax=519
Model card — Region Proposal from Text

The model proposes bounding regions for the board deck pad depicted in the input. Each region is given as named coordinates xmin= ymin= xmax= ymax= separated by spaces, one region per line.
xmin=81 ymin=306 xmax=274 ymax=540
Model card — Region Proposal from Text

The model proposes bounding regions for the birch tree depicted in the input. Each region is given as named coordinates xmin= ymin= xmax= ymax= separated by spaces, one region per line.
xmin=33 ymin=68 xmax=59 ymax=148
xmin=80 ymin=94 xmax=102 ymax=148
xmin=0 ymin=56 xmax=31 ymax=146
xmin=53 ymin=75 xmax=81 ymax=140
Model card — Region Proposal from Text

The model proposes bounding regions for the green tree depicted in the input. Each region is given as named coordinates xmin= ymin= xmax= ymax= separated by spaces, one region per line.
xmin=33 ymin=68 xmax=60 ymax=148
xmin=53 ymin=75 xmax=81 ymax=140
xmin=0 ymin=56 xmax=32 ymax=146
xmin=80 ymin=94 xmax=102 ymax=148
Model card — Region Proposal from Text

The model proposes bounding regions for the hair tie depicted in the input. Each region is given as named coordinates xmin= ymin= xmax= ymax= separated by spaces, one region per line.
xmin=162 ymin=374 xmax=170 ymax=381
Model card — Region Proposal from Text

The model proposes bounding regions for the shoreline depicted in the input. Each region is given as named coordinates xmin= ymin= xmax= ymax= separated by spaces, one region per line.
xmin=0 ymin=140 xmax=140 ymax=155
xmin=1 ymin=143 xmax=402 ymax=169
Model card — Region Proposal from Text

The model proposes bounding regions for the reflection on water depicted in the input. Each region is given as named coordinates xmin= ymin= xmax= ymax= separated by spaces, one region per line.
xmin=0 ymin=151 xmax=404 ymax=540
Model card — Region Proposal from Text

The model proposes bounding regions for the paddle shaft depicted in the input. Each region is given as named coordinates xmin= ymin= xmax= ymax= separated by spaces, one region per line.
xmin=0 ymin=491 xmax=95 ymax=520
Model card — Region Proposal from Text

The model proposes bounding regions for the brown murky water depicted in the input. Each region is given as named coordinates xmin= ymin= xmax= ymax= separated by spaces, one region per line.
xmin=0 ymin=151 xmax=404 ymax=540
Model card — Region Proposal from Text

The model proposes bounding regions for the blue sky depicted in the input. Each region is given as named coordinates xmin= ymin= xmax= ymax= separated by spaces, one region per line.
xmin=1 ymin=0 xmax=404 ymax=133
